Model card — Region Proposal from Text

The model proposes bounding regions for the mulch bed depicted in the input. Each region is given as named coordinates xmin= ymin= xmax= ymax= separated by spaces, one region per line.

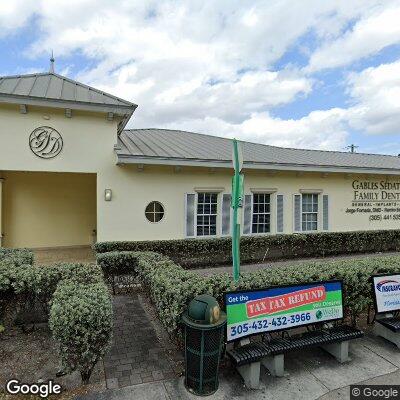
xmin=0 ymin=325 xmax=105 ymax=400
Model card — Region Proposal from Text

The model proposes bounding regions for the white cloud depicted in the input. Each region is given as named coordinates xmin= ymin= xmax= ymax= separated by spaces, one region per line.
xmin=0 ymin=0 xmax=38 ymax=37
xmin=2 ymin=0 xmax=400 ymax=153
xmin=345 ymin=60 xmax=400 ymax=135
xmin=126 ymin=69 xmax=312 ymax=126
xmin=18 ymin=0 xmax=388 ymax=79
xmin=156 ymin=58 xmax=400 ymax=152
xmin=158 ymin=109 xmax=349 ymax=151
xmin=307 ymin=3 xmax=400 ymax=72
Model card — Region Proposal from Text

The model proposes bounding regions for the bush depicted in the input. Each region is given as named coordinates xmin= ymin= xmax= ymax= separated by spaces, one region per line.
xmin=235 ymin=257 xmax=400 ymax=325
xmin=0 ymin=250 xmax=112 ymax=384
xmin=94 ymin=229 xmax=400 ymax=268
xmin=0 ymin=259 xmax=28 ymax=293
xmin=29 ymin=263 xmax=104 ymax=307
xmin=49 ymin=281 xmax=113 ymax=384
xmin=0 ymin=260 xmax=33 ymax=327
xmin=0 ymin=259 xmax=104 ymax=327
xmin=96 ymin=251 xmax=139 ymax=292
xmin=0 ymin=249 xmax=35 ymax=326
xmin=112 ymin=251 xmax=400 ymax=341
xmin=133 ymin=252 xmax=210 ymax=338
xmin=96 ymin=251 xmax=139 ymax=276
xmin=1 ymin=262 xmax=103 ymax=308
xmin=0 ymin=248 xmax=34 ymax=266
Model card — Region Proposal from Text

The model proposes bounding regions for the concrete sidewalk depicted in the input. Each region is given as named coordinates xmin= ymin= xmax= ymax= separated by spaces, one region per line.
xmin=77 ymin=333 xmax=400 ymax=400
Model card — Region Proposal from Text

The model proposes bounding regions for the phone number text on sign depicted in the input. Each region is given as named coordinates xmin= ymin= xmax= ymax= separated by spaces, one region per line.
xmin=230 ymin=312 xmax=312 ymax=339
xmin=224 ymin=281 xmax=344 ymax=342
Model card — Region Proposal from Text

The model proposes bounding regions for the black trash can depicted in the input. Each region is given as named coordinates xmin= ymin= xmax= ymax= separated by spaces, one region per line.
xmin=182 ymin=294 xmax=226 ymax=396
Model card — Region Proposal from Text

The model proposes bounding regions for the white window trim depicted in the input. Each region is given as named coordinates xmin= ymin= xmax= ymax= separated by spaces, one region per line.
xmin=195 ymin=192 xmax=219 ymax=238
xmin=250 ymin=192 xmax=273 ymax=236
xmin=299 ymin=189 xmax=323 ymax=194
xmin=194 ymin=187 xmax=225 ymax=193
xmin=250 ymin=188 xmax=278 ymax=193
xmin=300 ymin=193 xmax=320 ymax=233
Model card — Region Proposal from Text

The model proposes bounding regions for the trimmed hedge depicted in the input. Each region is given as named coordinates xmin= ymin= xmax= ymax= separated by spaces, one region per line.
xmin=96 ymin=251 xmax=140 ymax=293
xmin=0 ymin=259 xmax=29 ymax=293
xmin=97 ymin=251 xmax=138 ymax=276
xmin=107 ymin=251 xmax=400 ymax=340
xmin=134 ymin=252 xmax=210 ymax=337
xmin=27 ymin=263 xmax=104 ymax=307
xmin=49 ymin=281 xmax=113 ymax=384
xmin=94 ymin=229 xmax=400 ymax=268
xmin=0 ymin=262 xmax=103 ymax=312
xmin=0 ymin=259 xmax=34 ymax=328
xmin=0 ymin=248 xmax=34 ymax=266
xmin=0 ymin=251 xmax=112 ymax=384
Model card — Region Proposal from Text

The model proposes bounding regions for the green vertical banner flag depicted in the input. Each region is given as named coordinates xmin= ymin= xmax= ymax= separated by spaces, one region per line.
xmin=231 ymin=139 xmax=244 ymax=282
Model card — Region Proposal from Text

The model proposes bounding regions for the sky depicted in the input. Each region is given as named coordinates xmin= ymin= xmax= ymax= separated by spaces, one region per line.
xmin=1 ymin=0 xmax=400 ymax=155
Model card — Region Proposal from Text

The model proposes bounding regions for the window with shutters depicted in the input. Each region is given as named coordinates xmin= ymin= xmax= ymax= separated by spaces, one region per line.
xmin=301 ymin=193 xmax=318 ymax=231
xmin=252 ymin=193 xmax=271 ymax=234
xmin=196 ymin=193 xmax=218 ymax=236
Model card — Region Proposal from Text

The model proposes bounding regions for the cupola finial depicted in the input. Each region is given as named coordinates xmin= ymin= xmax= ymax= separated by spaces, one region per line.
xmin=346 ymin=144 xmax=358 ymax=153
xmin=49 ymin=51 xmax=55 ymax=73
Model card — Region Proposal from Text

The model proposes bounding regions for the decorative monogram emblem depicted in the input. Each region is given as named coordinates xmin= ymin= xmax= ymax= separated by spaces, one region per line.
xmin=29 ymin=126 xmax=63 ymax=159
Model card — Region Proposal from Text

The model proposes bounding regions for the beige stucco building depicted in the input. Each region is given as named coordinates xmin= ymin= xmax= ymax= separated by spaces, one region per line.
xmin=1 ymin=70 xmax=400 ymax=249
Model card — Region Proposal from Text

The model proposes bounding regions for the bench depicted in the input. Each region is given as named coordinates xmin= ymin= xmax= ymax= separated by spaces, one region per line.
xmin=224 ymin=280 xmax=363 ymax=389
xmin=372 ymin=274 xmax=400 ymax=348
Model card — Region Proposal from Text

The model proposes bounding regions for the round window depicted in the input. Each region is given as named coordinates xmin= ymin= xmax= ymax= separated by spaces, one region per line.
xmin=145 ymin=201 xmax=165 ymax=223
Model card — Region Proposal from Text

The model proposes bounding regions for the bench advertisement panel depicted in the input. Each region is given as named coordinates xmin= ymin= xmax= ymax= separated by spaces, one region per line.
xmin=372 ymin=274 xmax=400 ymax=313
xmin=225 ymin=281 xmax=343 ymax=342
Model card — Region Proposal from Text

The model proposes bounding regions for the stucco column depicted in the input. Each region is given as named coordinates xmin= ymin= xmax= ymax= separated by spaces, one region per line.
xmin=0 ymin=177 xmax=3 ymax=247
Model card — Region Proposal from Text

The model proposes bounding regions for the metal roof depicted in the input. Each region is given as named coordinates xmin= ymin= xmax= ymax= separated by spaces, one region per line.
xmin=116 ymin=128 xmax=400 ymax=175
xmin=0 ymin=72 xmax=137 ymax=133
xmin=0 ymin=72 xmax=135 ymax=107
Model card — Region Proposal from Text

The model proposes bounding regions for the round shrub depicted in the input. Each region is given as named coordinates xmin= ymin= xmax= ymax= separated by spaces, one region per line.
xmin=49 ymin=281 xmax=113 ymax=384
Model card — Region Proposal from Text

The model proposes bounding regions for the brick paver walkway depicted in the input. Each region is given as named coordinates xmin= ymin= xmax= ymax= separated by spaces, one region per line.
xmin=103 ymin=295 xmax=176 ymax=389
